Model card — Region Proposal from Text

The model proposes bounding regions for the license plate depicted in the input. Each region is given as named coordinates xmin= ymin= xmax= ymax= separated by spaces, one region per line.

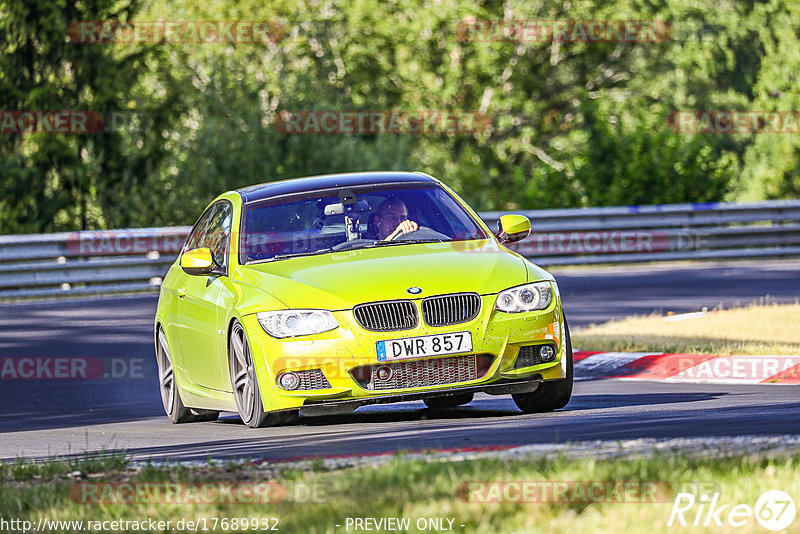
xmin=376 ymin=332 xmax=473 ymax=361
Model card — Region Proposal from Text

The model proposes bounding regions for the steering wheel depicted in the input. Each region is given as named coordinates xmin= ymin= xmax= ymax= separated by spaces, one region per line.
xmin=387 ymin=224 xmax=419 ymax=241
xmin=387 ymin=229 xmax=404 ymax=241
xmin=388 ymin=225 xmax=441 ymax=241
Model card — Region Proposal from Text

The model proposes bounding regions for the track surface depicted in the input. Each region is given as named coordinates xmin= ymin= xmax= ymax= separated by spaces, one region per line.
xmin=1 ymin=260 xmax=799 ymax=461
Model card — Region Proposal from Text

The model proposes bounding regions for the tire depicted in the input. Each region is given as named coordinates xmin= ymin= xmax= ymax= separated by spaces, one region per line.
xmin=423 ymin=392 xmax=474 ymax=410
xmin=229 ymin=320 xmax=285 ymax=428
xmin=156 ymin=327 xmax=219 ymax=424
xmin=512 ymin=318 xmax=573 ymax=413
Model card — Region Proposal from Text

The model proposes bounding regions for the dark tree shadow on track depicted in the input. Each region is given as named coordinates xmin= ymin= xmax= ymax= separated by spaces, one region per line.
xmin=0 ymin=387 xmax=725 ymax=434
xmin=41 ymin=399 xmax=800 ymax=464
xmin=211 ymin=391 xmax=726 ymax=429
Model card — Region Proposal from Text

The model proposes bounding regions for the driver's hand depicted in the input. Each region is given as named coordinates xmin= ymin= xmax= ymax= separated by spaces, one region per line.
xmin=386 ymin=220 xmax=418 ymax=240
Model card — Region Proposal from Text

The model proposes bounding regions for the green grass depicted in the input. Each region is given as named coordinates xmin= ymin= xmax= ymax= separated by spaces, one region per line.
xmin=573 ymin=301 xmax=800 ymax=355
xmin=0 ymin=451 xmax=129 ymax=482
xmin=2 ymin=451 xmax=799 ymax=533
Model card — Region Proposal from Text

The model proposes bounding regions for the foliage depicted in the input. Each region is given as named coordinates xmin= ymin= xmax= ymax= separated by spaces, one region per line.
xmin=0 ymin=0 xmax=186 ymax=232
xmin=1 ymin=0 xmax=799 ymax=232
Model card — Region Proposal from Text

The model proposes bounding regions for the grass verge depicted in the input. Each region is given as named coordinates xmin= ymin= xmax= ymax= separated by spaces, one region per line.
xmin=1 ymin=450 xmax=799 ymax=533
xmin=572 ymin=302 xmax=800 ymax=355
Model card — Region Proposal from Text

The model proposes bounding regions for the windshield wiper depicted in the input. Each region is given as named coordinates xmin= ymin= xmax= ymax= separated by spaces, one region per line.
xmin=264 ymin=239 xmax=446 ymax=261
xmin=364 ymin=238 xmax=446 ymax=248
xmin=268 ymin=248 xmax=334 ymax=261
xmin=400 ymin=238 xmax=447 ymax=244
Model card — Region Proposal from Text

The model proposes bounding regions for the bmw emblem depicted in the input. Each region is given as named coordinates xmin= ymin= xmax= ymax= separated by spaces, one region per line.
xmin=407 ymin=287 xmax=422 ymax=295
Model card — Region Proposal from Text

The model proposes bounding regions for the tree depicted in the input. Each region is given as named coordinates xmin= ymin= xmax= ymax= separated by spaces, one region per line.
xmin=0 ymin=0 xmax=184 ymax=232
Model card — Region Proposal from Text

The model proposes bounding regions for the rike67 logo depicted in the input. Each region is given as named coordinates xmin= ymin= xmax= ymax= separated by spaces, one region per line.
xmin=668 ymin=490 xmax=795 ymax=531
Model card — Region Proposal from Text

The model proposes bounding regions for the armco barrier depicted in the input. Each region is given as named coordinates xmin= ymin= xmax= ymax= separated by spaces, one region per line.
xmin=1 ymin=200 xmax=799 ymax=299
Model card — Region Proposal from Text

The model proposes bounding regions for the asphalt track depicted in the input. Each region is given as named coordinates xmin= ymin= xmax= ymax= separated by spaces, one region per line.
xmin=1 ymin=260 xmax=799 ymax=462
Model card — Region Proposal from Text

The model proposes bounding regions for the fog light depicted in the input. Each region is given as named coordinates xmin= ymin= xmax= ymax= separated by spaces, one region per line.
xmin=278 ymin=371 xmax=300 ymax=390
xmin=375 ymin=366 xmax=393 ymax=381
xmin=539 ymin=345 xmax=556 ymax=362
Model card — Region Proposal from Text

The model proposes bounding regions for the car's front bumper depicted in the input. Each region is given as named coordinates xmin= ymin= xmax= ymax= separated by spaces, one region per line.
xmin=241 ymin=292 xmax=568 ymax=413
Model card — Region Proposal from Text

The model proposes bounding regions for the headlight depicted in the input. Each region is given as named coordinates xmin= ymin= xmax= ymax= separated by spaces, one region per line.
xmin=257 ymin=310 xmax=339 ymax=338
xmin=495 ymin=282 xmax=553 ymax=313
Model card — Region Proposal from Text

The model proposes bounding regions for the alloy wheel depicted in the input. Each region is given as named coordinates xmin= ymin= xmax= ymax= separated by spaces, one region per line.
xmin=157 ymin=330 xmax=175 ymax=416
xmin=231 ymin=323 xmax=256 ymax=422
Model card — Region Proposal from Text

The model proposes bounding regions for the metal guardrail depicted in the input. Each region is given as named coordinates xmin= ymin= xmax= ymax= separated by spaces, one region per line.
xmin=1 ymin=200 xmax=799 ymax=299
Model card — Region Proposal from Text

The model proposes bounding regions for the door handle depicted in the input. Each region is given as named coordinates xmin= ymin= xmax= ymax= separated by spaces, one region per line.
xmin=177 ymin=287 xmax=187 ymax=299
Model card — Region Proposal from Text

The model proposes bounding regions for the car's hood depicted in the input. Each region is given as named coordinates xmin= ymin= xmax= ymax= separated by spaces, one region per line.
xmin=235 ymin=239 xmax=547 ymax=311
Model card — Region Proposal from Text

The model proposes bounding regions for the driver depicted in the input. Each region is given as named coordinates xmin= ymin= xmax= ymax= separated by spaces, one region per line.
xmin=372 ymin=198 xmax=418 ymax=240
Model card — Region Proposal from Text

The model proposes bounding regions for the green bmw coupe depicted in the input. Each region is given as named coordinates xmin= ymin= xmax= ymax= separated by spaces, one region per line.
xmin=154 ymin=171 xmax=572 ymax=427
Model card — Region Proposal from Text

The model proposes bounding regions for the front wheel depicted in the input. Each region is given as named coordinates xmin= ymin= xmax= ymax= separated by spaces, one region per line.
xmin=229 ymin=320 xmax=288 ymax=428
xmin=512 ymin=318 xmax=573 ymax=413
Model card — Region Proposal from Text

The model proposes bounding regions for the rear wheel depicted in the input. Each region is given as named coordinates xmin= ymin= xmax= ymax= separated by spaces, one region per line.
xmin=229 ymin=321 xmax=288 ymax=428
xmin=423 ymin=392 xmax=474 ymax=410
xmin=512 ymin=318 xmax=573 ymax=413
xmin=156 ymin=327 xmax=219 ymax=424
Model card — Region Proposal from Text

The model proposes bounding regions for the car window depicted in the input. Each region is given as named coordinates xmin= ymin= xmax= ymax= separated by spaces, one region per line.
xmin=201 ymin=202 xmax=233 ymax=268
xmin=185 ymin=207 xmax=213 ymax=252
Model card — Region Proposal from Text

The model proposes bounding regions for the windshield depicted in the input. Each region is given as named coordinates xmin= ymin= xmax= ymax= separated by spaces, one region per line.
xmin=240 ymin=183 xmax=488 ymax=263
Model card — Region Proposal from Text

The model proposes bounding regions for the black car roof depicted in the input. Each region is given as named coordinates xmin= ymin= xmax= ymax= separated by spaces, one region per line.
xmin=237 ymin=171 xmax=437 ymax=204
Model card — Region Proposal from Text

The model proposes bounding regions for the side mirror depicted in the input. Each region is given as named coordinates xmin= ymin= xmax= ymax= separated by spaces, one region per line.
xmin=180 ymin=247 xmax=218 ymax=276
xmin=497 ymin=214 xmax=531 ymax=244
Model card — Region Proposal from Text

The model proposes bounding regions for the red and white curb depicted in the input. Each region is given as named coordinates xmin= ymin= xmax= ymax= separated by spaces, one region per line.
xmin=574 ymin=351 xmax=800 ymax=384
